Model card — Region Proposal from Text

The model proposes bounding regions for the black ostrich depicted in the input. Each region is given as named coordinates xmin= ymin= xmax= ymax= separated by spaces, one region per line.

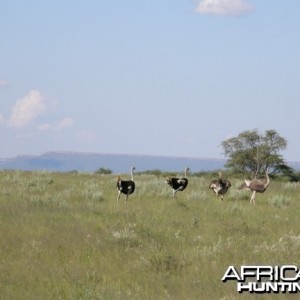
xmin=116 ymin=166 xmax=136 ymax=204
xmin=239 ymin=169 xmax=270 ymax=205
xmin=209 ymin=171 xmax=231 ymax=200
xmin=165 ymin=167 xmax=189 ymax=198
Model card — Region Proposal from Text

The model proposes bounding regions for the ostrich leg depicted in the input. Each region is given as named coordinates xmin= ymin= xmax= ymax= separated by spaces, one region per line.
xmin=250 ymin=191 xmax=256 ymax=205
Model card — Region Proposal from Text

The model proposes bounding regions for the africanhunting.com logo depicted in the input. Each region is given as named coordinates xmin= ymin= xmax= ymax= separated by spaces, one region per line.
xmin=222 ymin=265 xmax=300 ymax=293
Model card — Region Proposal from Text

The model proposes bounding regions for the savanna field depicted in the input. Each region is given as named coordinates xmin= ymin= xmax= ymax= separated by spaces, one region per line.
xmin=1 ymin=170 xmax=300 ymax=300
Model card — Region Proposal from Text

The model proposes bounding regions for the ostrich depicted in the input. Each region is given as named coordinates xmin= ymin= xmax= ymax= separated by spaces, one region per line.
xmin=209 ymin=171 xmax=231 ymax=200
xmin=116 ymin=166 xmax=136 ymax=204
xmin=239 ymin=169 xmax=270 ymax=205
xmin=165 ymin=167 xmax=189 ymax=198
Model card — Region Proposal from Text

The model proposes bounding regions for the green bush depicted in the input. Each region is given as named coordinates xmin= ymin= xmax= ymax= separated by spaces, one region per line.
xmin=95 ymin=167 xmax=112 ymax=175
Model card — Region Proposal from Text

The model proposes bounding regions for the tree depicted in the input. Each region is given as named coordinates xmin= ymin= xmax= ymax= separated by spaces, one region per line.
xmin=95 ymin=167 xmax=112 ymax=175
xmin=275 ymin=163 xmax=300 ymax=182
xmin=221 ymin=129 xmax=287 ymax=178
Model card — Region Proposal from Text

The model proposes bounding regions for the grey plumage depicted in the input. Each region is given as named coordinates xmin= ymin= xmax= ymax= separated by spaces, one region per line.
xmin=239 ymin=169 xmax=270 ymax=204
xmin=209 ymin=171 xmax=231 ymax=200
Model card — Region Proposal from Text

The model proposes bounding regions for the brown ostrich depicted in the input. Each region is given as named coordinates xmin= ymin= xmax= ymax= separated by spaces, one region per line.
xmin=209 ymin=171 xmax=231 ymax=200
xmin=239 ymin=169 xmax=270 ymax=205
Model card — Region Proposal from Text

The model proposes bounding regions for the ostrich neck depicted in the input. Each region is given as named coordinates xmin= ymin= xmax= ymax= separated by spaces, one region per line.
xmin=131 ymin=168 xmax=134 ymax=181
xmin=185 ymin=168 xmax=189 ymax=178
xmin=264 ymin=171 xmax=270 ymax=188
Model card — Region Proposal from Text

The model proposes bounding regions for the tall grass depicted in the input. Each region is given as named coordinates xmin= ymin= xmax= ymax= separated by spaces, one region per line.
xmin=0 ymin=170 xmax=300 ymax=299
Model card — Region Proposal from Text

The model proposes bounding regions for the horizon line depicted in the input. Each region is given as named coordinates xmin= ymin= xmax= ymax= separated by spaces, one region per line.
xmin=1 ymin=150 xmax=226 ymax=162
xmin=1 ymin=150 xmax=299 ymax=164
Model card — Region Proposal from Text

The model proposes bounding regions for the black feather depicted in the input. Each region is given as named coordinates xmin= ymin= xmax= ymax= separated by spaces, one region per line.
xmin=166 ymin=177 xmax=188 ymax=191
xmin=117 ymin=180 xmax=135 ymax=195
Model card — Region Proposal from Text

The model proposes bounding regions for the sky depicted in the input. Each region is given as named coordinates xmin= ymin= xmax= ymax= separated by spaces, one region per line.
xmin=1 ymin=0 xmax=300 ymax=162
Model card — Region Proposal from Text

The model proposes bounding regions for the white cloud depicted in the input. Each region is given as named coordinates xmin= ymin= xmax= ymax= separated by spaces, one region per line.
xmin=55 ymin=117 xmax=74 ymax=130
xmin=37 ymin=117 xmax=74 ymax=131
xmin=0 ymin=113 xmax=4 ymax=124
xmin=195 ymin=0 xmax=255 ymax=16
xmin=8 ymin=90 xmax=46 ymax=128
xmin=37 ymin=123 xmax=51 ymax=131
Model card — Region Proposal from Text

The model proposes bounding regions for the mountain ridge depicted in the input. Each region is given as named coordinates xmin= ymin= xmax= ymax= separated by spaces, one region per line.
xmin=0 ymin=151 xmax=227 ymax=173
xmin=0 ymin=151 xmax=299 ymax=173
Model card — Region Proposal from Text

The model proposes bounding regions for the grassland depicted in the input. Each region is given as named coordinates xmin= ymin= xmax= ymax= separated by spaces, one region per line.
xmin=0 ymin=170 xmax=300 ymax=299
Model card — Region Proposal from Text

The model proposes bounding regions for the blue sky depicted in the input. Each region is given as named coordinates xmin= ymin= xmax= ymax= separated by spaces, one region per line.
xmin=1 ymin=0 xmax=300 ymax=161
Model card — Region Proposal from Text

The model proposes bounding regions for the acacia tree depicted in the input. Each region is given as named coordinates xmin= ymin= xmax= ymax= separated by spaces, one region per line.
xmin=221 ymin=129 xmax=287 ymax=178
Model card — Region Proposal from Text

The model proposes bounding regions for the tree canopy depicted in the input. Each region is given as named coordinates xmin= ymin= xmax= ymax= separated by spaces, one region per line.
xmin=94 ymin=167 xmax=112 ymax=175
xmin=221 ymin=129 xmax=287 ymax=178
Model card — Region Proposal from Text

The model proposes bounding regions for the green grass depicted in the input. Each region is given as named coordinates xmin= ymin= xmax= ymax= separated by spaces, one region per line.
xmin=1 ymin=170 xmax=300 ymax=299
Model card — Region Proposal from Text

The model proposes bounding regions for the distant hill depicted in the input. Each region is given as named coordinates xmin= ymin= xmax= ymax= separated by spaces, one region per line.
xmin=1 ymin=152 xmax=299 ymax=174
xmin=0 ymin=152 xmax=227 ymax=173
